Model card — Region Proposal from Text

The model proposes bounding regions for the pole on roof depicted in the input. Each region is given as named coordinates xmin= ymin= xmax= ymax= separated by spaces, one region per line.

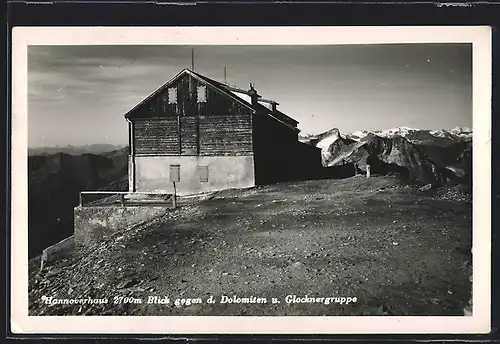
xmin=191 ymin=49 xmax=195 ymax=71
xmin=224 ymin=67 xmax=227 ymax=84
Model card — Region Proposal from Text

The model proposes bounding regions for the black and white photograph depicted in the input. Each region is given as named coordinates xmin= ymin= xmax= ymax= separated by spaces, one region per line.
xmin=11 ymin=27 xmax=491 ymax=334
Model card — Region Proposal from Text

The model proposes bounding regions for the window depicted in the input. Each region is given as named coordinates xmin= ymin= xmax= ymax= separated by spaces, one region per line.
xmin=198 ymin=165 xmax=209 ymax=183
xmin=169 ymin=164 xmax=180 ymax=182
xmin=197 ymin=85 xmax=207 ymax=103
xmin=168 ymin=87 xmax=177 ymax=104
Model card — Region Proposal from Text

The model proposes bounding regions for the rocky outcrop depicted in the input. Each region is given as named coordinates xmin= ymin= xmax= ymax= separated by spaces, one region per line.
xmin=303 ymin=127 xmax=472 ymax=186
xmin=329 ymin=134 xmax=445 ymax=184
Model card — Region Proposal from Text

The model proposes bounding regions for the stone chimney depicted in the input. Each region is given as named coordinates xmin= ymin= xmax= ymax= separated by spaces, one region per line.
xmin=248 ymin=83 xmax=260 ymax=107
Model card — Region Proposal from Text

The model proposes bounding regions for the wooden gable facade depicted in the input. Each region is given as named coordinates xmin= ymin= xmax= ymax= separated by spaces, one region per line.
xmin=125 ymin=69 xmax=255 ymax=157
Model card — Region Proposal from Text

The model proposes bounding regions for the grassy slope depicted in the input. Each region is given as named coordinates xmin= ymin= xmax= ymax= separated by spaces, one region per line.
xmin=29 ymin=175 xmax=472 ymax=316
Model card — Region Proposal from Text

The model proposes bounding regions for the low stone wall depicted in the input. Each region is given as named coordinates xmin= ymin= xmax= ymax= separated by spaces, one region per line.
xmin=41 ymin=235 xmax=75 ymax=266
xmin=74 ymin=206 xmax=170 ymax=248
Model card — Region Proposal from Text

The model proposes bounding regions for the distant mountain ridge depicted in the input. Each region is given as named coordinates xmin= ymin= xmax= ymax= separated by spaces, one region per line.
xmin=28 ymin=144 xmax=127 ymax=156
xmin=300 ymin=126 xmax=471 ymax=143
xmin=345 ymin=126 xmax=472 ymax=143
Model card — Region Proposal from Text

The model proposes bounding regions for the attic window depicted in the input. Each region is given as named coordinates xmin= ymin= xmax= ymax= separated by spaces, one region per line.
xmin=168 ymin=87 xmax=177 ymax=104
xmin=197 ymin=85 xmax=207 ymax=103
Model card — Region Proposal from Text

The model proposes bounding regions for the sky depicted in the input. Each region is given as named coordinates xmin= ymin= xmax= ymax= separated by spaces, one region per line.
xmin=28 ymin=44 xmax=472 ymax=147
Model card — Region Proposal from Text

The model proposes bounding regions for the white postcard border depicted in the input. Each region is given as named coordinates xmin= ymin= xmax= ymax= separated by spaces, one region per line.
xmin=11 ymin=26 xmax=492 ymax=334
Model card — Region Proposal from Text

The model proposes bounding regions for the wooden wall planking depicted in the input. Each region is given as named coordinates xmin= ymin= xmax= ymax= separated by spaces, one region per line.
xmin=133 ymin=114 xmax=253 ymax=156
xmin=133 ymin=118 xmax=179 ymax=156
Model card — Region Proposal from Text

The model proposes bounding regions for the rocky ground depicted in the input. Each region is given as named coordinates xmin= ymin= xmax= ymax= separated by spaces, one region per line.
xmin=28 ymin=175 xmax=472 ymax=316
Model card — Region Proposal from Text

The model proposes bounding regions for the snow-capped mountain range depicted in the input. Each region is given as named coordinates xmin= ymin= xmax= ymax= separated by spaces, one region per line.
xmin=300 ymin=126 xmax=472 ymax=147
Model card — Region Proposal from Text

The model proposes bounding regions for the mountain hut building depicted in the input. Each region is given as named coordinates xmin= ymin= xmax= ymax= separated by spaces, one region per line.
xmin=124 ymin=69 xmax=321 ymax=195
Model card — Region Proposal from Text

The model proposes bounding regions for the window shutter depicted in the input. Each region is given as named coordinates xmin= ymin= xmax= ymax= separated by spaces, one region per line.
xmin=170 ymin=164 xmax=180 ymax=182
xmin=168 ymin=88 xmax=178 ymax=104
xmin=198 ymin=165 xmax=209 ymax=183
xmin=197 ymin=85 xmax=207 ymax=103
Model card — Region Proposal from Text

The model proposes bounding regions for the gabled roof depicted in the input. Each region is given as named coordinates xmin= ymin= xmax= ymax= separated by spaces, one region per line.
xmin=124 ymin=68 xmax=299 ymax=131
xmin=191 ymin=70 xmax=299 ymax=128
